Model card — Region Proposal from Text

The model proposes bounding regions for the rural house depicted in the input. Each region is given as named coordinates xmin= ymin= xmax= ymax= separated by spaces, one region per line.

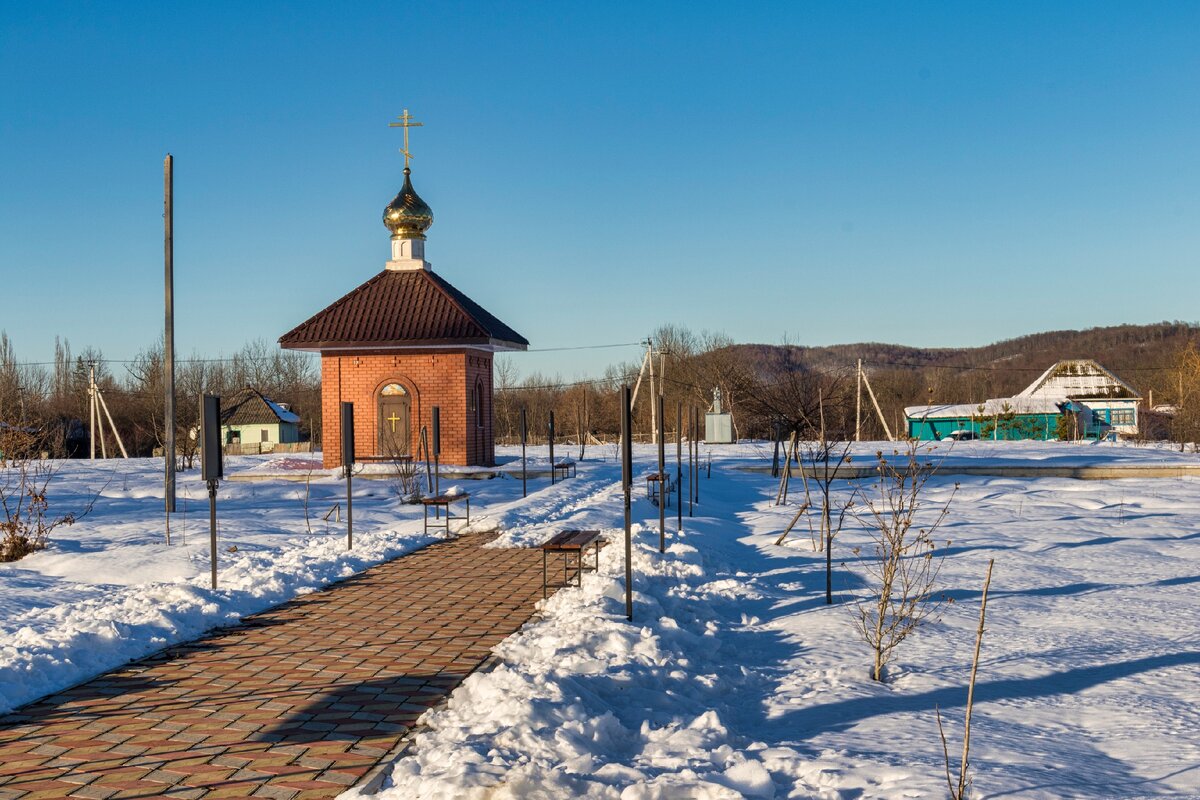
xmin=906 ymin=359 xmax=1141 ymax=441
xmin=220 ymin=387 xmax=302 ymax=450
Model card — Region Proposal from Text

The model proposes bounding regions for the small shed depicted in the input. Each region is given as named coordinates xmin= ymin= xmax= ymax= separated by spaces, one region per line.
xmin=220 ymin=388 xmax=302 ymax=447
xmin=704 ymin=387 xmax=734 ymax=444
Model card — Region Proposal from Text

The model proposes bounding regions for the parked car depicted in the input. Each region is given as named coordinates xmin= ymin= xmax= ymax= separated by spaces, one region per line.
xmin=944 ymin=429 xmax=977 ymax=441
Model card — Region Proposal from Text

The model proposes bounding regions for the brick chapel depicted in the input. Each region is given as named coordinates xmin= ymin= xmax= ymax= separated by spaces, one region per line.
xmin=279 ymin=123 xmax=527 ymax=468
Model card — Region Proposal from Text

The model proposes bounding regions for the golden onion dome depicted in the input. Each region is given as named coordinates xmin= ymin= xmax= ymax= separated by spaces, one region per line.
xmin=382 ymin=167 xmax=434 ymax=239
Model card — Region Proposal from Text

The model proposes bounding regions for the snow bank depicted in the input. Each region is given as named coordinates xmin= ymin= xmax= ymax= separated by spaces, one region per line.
xmin=0 ymin=523 xmax=435 ymax=714
xmin=352 ymin=446 xmax=1200 ymax=799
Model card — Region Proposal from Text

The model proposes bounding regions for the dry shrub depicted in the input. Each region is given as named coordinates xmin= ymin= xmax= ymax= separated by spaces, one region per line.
xmin=852 ymin=442 xmax=957 ymax=681
xmin=0 ymin=429 xmax=94 ymax=561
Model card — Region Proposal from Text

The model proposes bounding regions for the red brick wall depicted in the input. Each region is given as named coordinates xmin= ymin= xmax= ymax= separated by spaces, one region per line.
xmin=320 ymin=349 xmax=495 ymax=469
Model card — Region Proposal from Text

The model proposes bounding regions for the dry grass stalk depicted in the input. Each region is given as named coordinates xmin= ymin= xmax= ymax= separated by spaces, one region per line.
xmin=937 ymin=558 xmax=995 ymax=799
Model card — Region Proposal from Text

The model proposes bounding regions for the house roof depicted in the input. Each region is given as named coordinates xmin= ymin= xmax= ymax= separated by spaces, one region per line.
xmin=905 ymin=397 xmax=1066 ymax=419
xmin=1017 ymin=359 xmax=1140 ymax=401
xmin=278 ymin=269 xmax=528 ymax=352
xmin=221 ymin=388 xmax=302 ymax=426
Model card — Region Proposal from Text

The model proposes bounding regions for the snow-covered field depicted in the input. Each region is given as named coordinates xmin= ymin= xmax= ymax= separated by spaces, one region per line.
xmin=4 ymin=441 xmax=1200 ymax=798
xmin=361 ymin=441 xmax=1200 ymax=799
xmin=0 ymin=452 xmax=568 ymax=714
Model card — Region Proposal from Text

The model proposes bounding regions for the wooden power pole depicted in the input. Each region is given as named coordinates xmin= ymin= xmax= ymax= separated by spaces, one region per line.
xmin=164 ymin=154 xmax=177 ymax=514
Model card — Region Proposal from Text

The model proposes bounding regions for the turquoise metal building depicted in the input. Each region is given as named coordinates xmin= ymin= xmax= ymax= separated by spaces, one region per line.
xmin=905 ymin=360 xmax=1142 ymax=442
xmin=905 ymin=399 xmax=1064 ymax=441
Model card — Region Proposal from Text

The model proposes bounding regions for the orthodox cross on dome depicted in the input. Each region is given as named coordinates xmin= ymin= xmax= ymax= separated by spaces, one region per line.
xmin=388 ymin=109 xmax=424 ymax=168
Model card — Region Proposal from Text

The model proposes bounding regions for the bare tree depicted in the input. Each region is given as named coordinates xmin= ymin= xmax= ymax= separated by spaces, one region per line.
xmin=794 ymin=392 xmax=857 ymax=605
xmin=1169 ymin=341 xmax=1200 ymax=451
xmin=852 ymin=442 xmax=957 ymax=681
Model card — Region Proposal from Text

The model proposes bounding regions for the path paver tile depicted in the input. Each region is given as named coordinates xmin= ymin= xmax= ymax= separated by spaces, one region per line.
xmin=0 ymin=533 xmax=551 ymax=798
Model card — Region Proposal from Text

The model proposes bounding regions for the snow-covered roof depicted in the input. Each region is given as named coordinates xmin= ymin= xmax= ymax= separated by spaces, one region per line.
xmin=264 ymin=397 xmax=302 ymax=424
xmin=1017 ymin=360 xmax=1139 ymax=401
xmin=905 ymin=397 xmax=1065 ymax=419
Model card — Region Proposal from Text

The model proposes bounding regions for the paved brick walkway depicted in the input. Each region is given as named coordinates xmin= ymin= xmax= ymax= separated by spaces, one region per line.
xmin=0 ymin=533 xmax=550 ymax=799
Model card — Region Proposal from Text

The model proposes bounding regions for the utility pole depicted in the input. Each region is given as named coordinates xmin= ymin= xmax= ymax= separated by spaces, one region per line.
xmin=647 ymin=340 xmax=657 ymax=445
xmin=164 ymin=154 xmax=177 ymax=513
xmin=855 ymin=359 xmax=862 ymax=442
xmin=88 ymin=363 xmax=96 ymax=460
xmin=860 ymin=366 xmax=894 ymax=442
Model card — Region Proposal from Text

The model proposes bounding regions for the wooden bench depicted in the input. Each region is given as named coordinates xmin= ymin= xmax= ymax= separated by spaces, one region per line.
xmin=552 ymin=460 xmax=577 ymax=480
xmin=644 ymin=472 xmax=672 ymax=505
xmin=356 ymin=454 xmax=414 ymax=463
xmin=421 ymin=492 xmax=469 ymax=536
xmin=541 ymin=529 xmax=604 ymax=598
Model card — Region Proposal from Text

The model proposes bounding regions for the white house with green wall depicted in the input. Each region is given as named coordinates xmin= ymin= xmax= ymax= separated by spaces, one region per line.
xmin=906 ymin=360 xmax=1141 ymax=441
xmin=220 ymin=388 xmax=302 ymax=448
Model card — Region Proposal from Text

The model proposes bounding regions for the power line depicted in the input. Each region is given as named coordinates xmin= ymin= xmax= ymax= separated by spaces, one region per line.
xmin=524 ymin=342 xmax=643 ymax=353
xmin=5 ymin=341 xmax=645 ymax=368
xmin=862 ymin=359 xmax=1179 ymax=373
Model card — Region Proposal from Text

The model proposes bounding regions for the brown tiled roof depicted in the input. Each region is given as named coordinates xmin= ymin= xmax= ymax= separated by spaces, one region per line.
xmin=278 ymin=270 xmax=528 ymax=351
xmin=221 ymin=388 xmax=302 ymax=426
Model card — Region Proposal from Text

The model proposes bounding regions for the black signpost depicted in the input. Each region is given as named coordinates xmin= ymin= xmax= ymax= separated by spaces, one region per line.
xmin=657 ymin=394 xmax=665 ymax=553
xmin=431 ymin=406 xmax=442 ymax=508
xmin=771 ymin=421 xmax=782 ymax=479
xmin=688 ymin=405 xmax=694 ymax=518
xmin=341 ymin=401 xmax=355 ymax=550
xmin=548 ymin=410 xmax=556 ymax=485
xmin=621 ymin=385 xmax=633 ymax=621
xmin=676 ymin=401 xmax=683 ymax=532
xmin=520 ymin=408 xmax=528 ymax=498
xmin=200 ymin=394 xmax=222 ymax=589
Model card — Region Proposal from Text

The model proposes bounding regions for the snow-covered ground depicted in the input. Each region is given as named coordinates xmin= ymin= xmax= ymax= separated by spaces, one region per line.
xmin=356 ymin=441 xmax=1200 ymax=799
xmin=0 ymin=453 xmax=571 ymax=714
xmin=4 ymin=441 xmax=1200 ymax=798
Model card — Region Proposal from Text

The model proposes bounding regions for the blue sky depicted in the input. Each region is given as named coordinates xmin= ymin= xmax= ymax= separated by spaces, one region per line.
xmin=2 ymin=2 xmax=1198 ymax=380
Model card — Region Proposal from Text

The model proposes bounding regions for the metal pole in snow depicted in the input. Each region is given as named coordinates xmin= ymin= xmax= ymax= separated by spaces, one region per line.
xmin=676 ymin=400 xmax=682 ymax=533
xmin=688 ymin=405 xmax=694 ymax=517
xmin=208 ymin=480 xmax=218 ymax=589
xmin=657 ymin=394 xmax=665 ymax=553
xmin=621 ymin=385 xmax=633 ymax=621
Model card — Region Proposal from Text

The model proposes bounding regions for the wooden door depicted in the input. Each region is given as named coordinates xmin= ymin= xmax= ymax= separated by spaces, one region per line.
xmin=378 ymin=388 xmax=411 ymax=457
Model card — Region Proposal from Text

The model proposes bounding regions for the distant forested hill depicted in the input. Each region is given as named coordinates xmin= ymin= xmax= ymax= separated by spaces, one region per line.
xmin=726 ymin=322 xmax=1199 ymax=435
